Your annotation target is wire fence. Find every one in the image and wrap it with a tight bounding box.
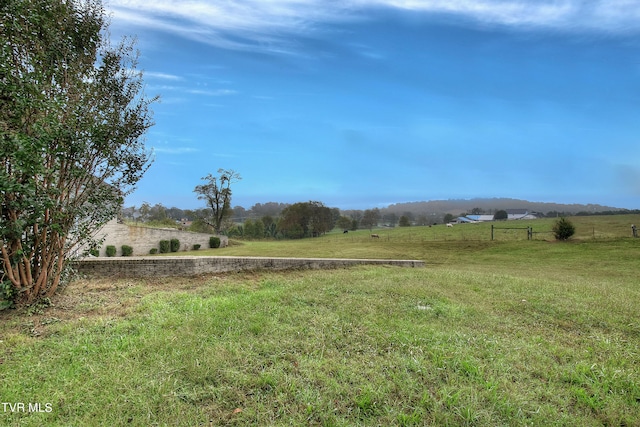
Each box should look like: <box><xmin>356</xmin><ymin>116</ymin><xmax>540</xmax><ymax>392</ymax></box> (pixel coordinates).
<box><xmin>309</xmin><ymin>220</ymin><xmax>640</xmax><ymax>243</ymax></box>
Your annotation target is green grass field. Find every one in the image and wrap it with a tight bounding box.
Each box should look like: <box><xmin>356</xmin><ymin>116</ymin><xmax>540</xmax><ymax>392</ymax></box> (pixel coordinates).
<box><xmin>1</xmin><ymin>215</ymin><xmax>639</xmax><ymax>426</ymax></box>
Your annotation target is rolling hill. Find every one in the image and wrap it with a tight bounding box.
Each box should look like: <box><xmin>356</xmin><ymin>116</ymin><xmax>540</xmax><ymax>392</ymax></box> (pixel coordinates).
<box><xmin>383</xmin><ymin>197</ymin><xmax>625</xmax><ymax>217</ymax></box>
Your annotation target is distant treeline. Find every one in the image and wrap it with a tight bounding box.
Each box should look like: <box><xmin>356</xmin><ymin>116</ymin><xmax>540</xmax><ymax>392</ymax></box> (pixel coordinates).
<box><xmin>573</xmin><ymin>209</ymin><xmax>640</xmax><ymax>216</ymax></box>
<box><xmin>121</xmin><ymin>201</ymin><xmax>639</xmax><ymax>238</ymax></box>
<box><xmin>542</xmin><ymin>209</ymin><xmax>640</xmax><ymax>217</ymax></box>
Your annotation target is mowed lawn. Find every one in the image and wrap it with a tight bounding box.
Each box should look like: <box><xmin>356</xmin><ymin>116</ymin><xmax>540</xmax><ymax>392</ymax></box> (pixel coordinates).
<box><xmin>1</xmin><ymin>215</ymin><xmax>639</xmax><ymax>426</ymax></box>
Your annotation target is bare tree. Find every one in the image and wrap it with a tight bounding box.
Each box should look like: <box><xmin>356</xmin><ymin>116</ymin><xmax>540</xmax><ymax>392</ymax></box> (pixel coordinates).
<box><xmin>194</xmin><ymin>169</ymin><xmax>241</xmax><ymax>234</ymax></box>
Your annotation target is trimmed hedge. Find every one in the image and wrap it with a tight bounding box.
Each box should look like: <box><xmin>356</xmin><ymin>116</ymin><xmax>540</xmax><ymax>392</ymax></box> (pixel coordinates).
<box><xmin>159</xmin><ymin>240</ymin><xmax>170</xmax><ymax>253</ymax></box>
<box><xmin>121</xmin><ymin>245</ymin><xmax>133</xmax><ymax>256</ymax></box>
<box><xmin>149</xmin><ymin>248</ymin><xmax>158</xmax><ymax>255</ymax></box>
<box><xmin>106</xmin><ymin>245</ymin><xmax>116</xmax><ymax>257</ymax></box>
<box><xmin>209</xmin><ymin>236</ymin><xmax>220</xmax><ymax>248</ymax></box>
<box><xmin>170</xmin><ymin>238</ymin><xmax>180</xmax><ymax>252</ymax></box>
<box><xmin>193</xmin><ymin>244</ymin><xmax>201</xmax><ymax>250</ymax></box>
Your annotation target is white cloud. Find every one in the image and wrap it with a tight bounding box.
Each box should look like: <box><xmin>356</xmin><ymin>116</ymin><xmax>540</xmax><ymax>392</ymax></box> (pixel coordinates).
<box><xmin>153</xmin><ymin>146</ymin><xmax>199</xmax><ymax>154</ymax></box>
<box><xmin>144</xmin><ymin>71</ymin><xmax>183</xmax><ymax>80</ymax></box>
<box><xmin>360</xmin><ymin>0</ymin><xmax>640</xmax><ymax>32</ymax></box>
<box><xmin>365</xmin><ymin>0</ymin><xmax>575</xmax><ymax>24</ymax></box>
<box><xmin>108</xmin><ymin>0</ymin><xmax>640</xmax><ymax>53</ymax></box>
<box><xmin>187</xmin><ymin>89</ymin><xmax>238</xmax><ymax>96</ymax></box>
<box><xmin>109</xmin><ymin>0</ymin><xmax>354</xmax><ymax>52</ymax></box>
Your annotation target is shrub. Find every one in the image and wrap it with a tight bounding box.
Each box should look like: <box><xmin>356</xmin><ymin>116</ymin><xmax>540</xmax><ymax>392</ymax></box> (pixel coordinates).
<box><xmin>0</xmin><ymin>280</ymin><xmax>15</xmax><ymax>310</ymax></box>
<box><xmin>106</xmin><ymin>245</ymin><xmax>116</xmax><ymax>257</ymax></box>
<box><xmin>121</xmin><ymin>245</ymin><xmax>133</xmax><ymax>256</ymax></box>
<box><xmin>494</xmin><ymin>210</ymin><xmax>508</xmax><ymax>221</ymax></box>
<box><xmin>159</xmin><ymin>240</ymin><xmax>170</xmax><ymax>253</ymax></box>
<box><xmin>209</xmin><ymin>236</ymin><xmax>221</xmax><ymax>248</ymax></box>
<box><xmin>170</xmin><ymin>238</ymin><xmax>180</xmax><ymax>252</ymax></box>
<box><xmin>226</xmin><ymin>226</ymin><xmax>242</xmax><ymax>238</ymax></box>
<box><xmin>553</xmin><ymin>217</ymin><xmax>575</xmax><ymax>241</ymax></box>
<box><xmin>89</xmin><ymin>248</ymin><xmax>100</xmax><ymax>257</ymax></box>
<box><xmin>149</xmin><ymin>248</ymin><xmax>158</xmax><ymax>254</ymax></box>
<box><xmin>193</xmin><ymin>244</ymin><xmax>201</xmax><ymax>250</ymax></box>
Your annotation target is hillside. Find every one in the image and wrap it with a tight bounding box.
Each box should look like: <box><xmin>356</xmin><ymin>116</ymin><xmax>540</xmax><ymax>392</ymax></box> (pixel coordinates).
<box><xmin>383</xmin><ymin>197</ymin><xmax>624</xmax><ymax>216</ymax></box>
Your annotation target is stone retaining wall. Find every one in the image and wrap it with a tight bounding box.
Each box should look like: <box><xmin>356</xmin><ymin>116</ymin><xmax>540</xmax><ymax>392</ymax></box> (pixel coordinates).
<box><xmin>93</xmin><ymin>219</ymin><xmax>228</xmax><ymax>256</ymax></box>
<box><xmin>75</xmin><ymin>256</ymin><xmax>425</xmax><ymax>277</ymax></box>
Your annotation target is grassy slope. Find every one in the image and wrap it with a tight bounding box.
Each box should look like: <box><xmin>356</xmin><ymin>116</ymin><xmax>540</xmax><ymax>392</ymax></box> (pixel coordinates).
<box><xmin>1</xmin><ymin>215</ymin><xmax>639</xmax><ymax>426</ymax></box>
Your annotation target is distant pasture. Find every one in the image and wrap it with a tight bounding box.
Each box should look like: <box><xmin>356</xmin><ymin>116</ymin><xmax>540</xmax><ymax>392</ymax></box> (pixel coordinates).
<box><xmin>316</xmin><ymin>214</ymin><xmax>640</xmax><ymax>243</ymax></box>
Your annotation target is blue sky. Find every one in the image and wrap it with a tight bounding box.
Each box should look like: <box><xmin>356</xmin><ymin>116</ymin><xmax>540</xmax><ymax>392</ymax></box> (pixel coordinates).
<box><xmin>107</xmin><ymin>0</ymin><xmax>640</xmax><ymax>210</ymax></box>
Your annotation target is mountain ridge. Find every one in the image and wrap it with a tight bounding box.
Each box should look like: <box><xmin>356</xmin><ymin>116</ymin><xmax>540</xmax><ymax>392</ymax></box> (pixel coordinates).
<box><xmin>382</xmin><ymin>198</ymin><xmax>626</xmax><ymax>216</ymax></box>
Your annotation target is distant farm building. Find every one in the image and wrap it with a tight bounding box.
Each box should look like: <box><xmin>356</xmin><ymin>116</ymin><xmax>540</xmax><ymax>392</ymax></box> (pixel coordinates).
<box><xmin>453</xmin><ymin>210</ymin><xmax>539</xmax><ymax>224</ymax></box>
<box><xmin>466</xmin><ymin>215</ymin><xmax>495</xmax><ymax>222</ymax></box>
<box><xmin>505</xmin><ymin>209</ymin><xmax>539</xmax><ymax>220</ymax></box>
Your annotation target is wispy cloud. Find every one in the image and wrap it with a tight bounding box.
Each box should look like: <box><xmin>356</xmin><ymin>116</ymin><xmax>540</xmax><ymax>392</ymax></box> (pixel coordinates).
<box><xmin>109</xmin><ymin>0</ymin><xmax>640</xmax><ymax>54</ymax></box>
<box><xmin>367</xmin><ymin>0</ymin><xmax>640</xmax><ymax>31</ymax></box>
<box><xmin>110</xmin><ymin>0</ymin><xmax>351</xmax><ymax>53</ymax></box>
<box><xmin>144</xmin><ymin>71</ymin><xmax>183</xmax><ymax>80</ymax></box>
<box><xmin>153</xmin><ymin>146</ymin><xmax>199</xmax><ymax>154</ymax></box>
<box><xmin>187</xmin><ymin>88</ymin><xmax>238</xmax><ymax>96</ymax></box>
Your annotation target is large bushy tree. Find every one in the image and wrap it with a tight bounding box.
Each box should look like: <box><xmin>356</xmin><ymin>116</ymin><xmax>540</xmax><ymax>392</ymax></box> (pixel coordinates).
<box><xmin>1</xmin><ymin>0</ymin><xmax>156</xmax><ymax>307</ymax></box>
<box><xmin>361</xmin><ymin>208</ymin><xmax>381</xmax><ymax>231</ymax></box>
<box><xmin>277</xmin><ymin>201</ymin><xmax>336</xmax><ymax>238</ymax></box>
<box><xmin>336</xmin><ymin>216</ymin><xmax>352</xmax><ymax>231</ymax></box>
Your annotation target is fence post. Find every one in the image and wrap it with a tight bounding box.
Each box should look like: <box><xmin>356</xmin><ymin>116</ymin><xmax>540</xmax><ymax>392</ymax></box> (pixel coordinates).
<box><xmin>491</xmin><ymin>224</ymin><xmax>494</xmax><ymax>241</ymax></box>
<box><xmin>528</xmin><ymin>227</ymin><xmax>532</xmax><ymax>240</ymax></box>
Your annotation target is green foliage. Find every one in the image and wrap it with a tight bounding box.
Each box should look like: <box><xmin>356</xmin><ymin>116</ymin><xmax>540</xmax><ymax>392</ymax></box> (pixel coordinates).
<box><xmin>277</xmin><ymin>201</ymin><xmax>336</xmax><ymax>238</ymax></box>
<box><xmin>159</xmin><ymin>240</ymin><xmax>170</xmax><ymax>253</ymax></box>
<box><xmin>0</xmin><ymin>0</ymin><xmax>155</xmax><ymax>306</ymax></box>
<box><xmin>121</xmin><ymin>245</ymin><xmax>133</xmax><ymax>256</ymax></box>
<box><xmin>209</xmin><ymin>236</ymin><xmax>221</xmax><ymax>249</ymax></box>
<box><xmin>170</xmin><ymin>238</ymin><xmax>180</xmax><ymax>252</ymax></box>
<box><xmin>192</xmin><ymin>244</ymin><xmax>201</xmax><ymax>251</ymax></box>
<box><xmin>399</xmin><ymin>215</ymin><xmax>411</xmax><ymax>227</ymax></box>
<box><xmin>145</xmin><ymin>218</ymin><xmax>179</xmax><ymax>228</ymax></box>
<box><xmin>336</xmin><ymin>215</ymin><xmax>352</xmax><ymax>231</ymax></box>
<box><xmin>285</xmin><ymin>223</ymin><xmax>305</xmax><ymax>239</ymax></box>
<box><xmin>89</xmin><ymin>248</ymin><xmax>100</xmax><ymax>257</ymax></box>
<box><xmin>262</xmin><ymin>217</ymin><xmax>278</xmax><ymax>238</ymax></box>
<box><xmin>361</xmin><ymin>208</ymin><xmax>381</xmax><ymax>230</ymax></box>
<box><xmin>243</xmin><ymin>219</ymin><xmax>265</xmax><ymax>239</ymax></box>
<box><xmin>261</xmin><ymin>215</ymin><xmax>275</xmax><ymax>229</ymax></box>
<box><xmin>253</xmin><ymin>219</ymin><xmax>265</xmax><ymax>238</ymax></box>
<box><xmin>0</xmin><ymin>280</ymin><xmax>15</xmax><ymax>310</ymax></box>
<box><xmin>188</xmin><ymin>219</ymin><xmax>214</xmax><ymax>234</ymax></box>
<box><xmin>226</xmin><ymin>225</ymin><xmax>243</xmax><ymax>238</ymax></box>
<box><xmin>243</xmin><ymin>219</ymin><xmax>255</xmax><ymax>238</ymax></box>
<box><xmin>553</xmin><ymin>217</ymin><xmax>576</xmax><ymax>240</ymax></box>
<box><xmin>24</xmin><ymin>296</ymin><xmax>52</xmax><ymax>316</ymax></box>
<box><xmin>149</xmin><ymin>248</ymin><xmax>158</xmax><ymax>255</ymax></box>
<box><xmin>106</xmin><ymin>246</ymin><xmax>116</xmax><ymax>257</ymax></box>
<box><xmin>147</xmin><ymin>203</ymin><xmax>167</xmax><ymax>222</ymax></box>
